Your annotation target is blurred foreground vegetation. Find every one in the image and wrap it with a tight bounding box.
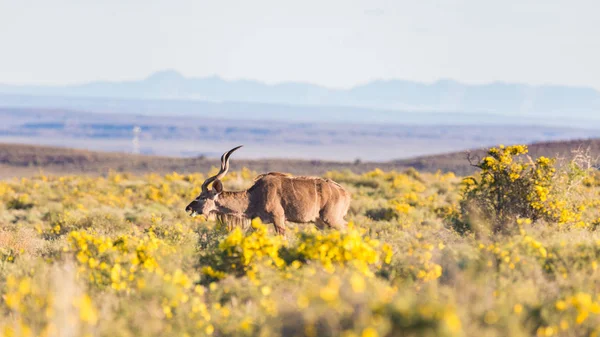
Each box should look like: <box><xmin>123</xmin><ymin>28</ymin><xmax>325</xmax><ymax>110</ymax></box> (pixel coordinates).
<box><xmin>1</xmin><ymin>145</ymin><xmax>600</xmax><ymax>336</ymax></box>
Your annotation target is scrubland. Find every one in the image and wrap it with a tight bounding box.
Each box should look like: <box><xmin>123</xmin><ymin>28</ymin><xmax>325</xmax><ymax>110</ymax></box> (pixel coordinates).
<box><xmin>1</xmin><ymin>145</ymin><xmax>600</xmax><ymax>336</ymax></box>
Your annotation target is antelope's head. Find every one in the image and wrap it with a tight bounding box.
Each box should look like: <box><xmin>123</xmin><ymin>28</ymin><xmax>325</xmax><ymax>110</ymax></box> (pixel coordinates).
<box><xmin>185</xmin><ymin>145</ymin><xmax>242</xmax><ymax>217</ymax></box>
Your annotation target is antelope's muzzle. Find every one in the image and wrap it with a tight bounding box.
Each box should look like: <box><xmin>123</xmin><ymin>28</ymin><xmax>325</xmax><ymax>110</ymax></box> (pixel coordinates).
<box><xmin>185</xmin><ymin>202</ymin><xmax>198</xmax><ymax>217</ymax></box>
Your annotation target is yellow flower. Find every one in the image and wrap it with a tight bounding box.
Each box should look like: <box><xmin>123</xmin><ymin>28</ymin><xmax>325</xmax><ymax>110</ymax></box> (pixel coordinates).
<box><xmin>443</xmin><ymin>309</ymin><xmax>462</xmax><ymax>332</ymax></box>
<box><xmin>261</xmin><ymin>286</ymin><xmax>272</xmax><ymax>296</ymax></box>
<box><xmin>205</xmin><ymin>324</ymin><xmax>214</xmax><ymax>335</ymax></box>
<box><xmin>514</xmin><ymin>304</ymin><xmax>523</xmax><ymax>314</ymax></box>
<box><xmin>297</xmin><ymin>295</ymin><xmax>310</xmax><ymax>309</ymax></box>
<box><xmin>361</xmin><ymin>327</ymin><xmax>378</xmax><ymax>337</ymax></box>
<box><xmin>18</xmin><ymin>279</ymin><xmax>31</xmax><ymax>295</ymax></box>
<box><xmin>74</xmin><ymin>295</ymin><xmax>99</xmax><ymax>325</ymax></box>
<box><xmin>350</xmin><ymin>273</ymin><xmax>366</xmax><ymax>294</ymax></box>
<box><xmin>88</xmin><ymin>258</ymin><xmax>99</xmax><ymax>268</ymax></box>
<box><xmin>319</xmin><ymin>276</ymin><xmax>340</xmax><ymax>302</ymax></box>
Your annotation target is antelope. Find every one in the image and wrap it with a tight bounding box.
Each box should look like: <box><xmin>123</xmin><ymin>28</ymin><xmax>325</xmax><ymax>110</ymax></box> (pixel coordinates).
<box><xmin>185</xmin><ymin>146</ymin><xmax>351</xmax><ymax>234</ymax></box>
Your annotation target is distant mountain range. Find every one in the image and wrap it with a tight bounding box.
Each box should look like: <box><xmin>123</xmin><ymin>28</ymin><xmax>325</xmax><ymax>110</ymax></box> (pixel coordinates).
<box><xmin>2</xmin><ymin>72</ymin><xmax>600</xmax><ymax>161</ymax></box>
<box><xmin>2</xmin><ymin>107</ymin><xmax>599</xmax><ymax>161</ymax></box>
<box><xmin>1</xmin><ymin>70</ymin><xmax>600</xmax><ymax>119</ymax></box>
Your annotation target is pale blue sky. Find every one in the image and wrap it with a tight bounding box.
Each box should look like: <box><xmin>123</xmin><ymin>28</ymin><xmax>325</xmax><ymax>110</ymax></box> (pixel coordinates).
<box><xmin>1</xmin><ymin>0</ymin><xmax>599</xmax><ymax>89</ymax></box>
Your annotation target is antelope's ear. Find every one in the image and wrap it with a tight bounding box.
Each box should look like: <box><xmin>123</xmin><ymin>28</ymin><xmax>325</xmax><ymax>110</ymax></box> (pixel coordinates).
<box><xmin>212</xmin><ymin>180</ymin><xmax>223</xmax><ymax>194</ymax></box>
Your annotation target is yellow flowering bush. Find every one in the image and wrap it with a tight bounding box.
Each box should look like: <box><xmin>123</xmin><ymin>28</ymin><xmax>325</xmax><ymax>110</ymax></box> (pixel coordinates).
<box><xmin>201</xmin><ymin>220</ymin><xmax>393</xmax><ymax>282</ymax></box>
<box><xmin>200</xmin><ymin>219</ymin><xmax>286</xmax><ymax>282</ymax></box>
<box><xmin>285</xmin><ymin>224</ymin><xmax>392</xmax><ymax>276</ymax></box>
<box><xmin>530</xmin><ymin>292</ymin><xmax>600</xmax><ymax>336</ymax></box>
<box><xmin>67</xmin><ymin>230</ymin><xmax>168</xmax><ymax>290</ymax></box>
<box><xmin>6</xmin><ymin>194</ymin><xmax>34</xmax><ymax>210</ymax></box>
<box><xmin>1</xmin><ymin>272</ymin><xmax>99</xmax><ymax>337</ymax></box>
<box><xmin>460</xmin><ymin>145</ymin><xmax>586</xmax><ymax>233</ymax></box>
<box><xmin>273</xmin><ymin>271</ymin><xmax>461</xmax><ymax>337</ymax></box>
<box><xmin>386</xmin><ymin>231</ymin><xmax>444</xmax><ymax>285</ymax></box>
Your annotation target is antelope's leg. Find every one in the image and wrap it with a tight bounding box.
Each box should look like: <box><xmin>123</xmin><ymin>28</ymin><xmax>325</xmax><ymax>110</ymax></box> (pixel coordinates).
<box><xmin>315</xmin><ymin>218</ymin><xmax>327</xmax><ymax>230</ymax></box>
<box><xmin>319</xmin><ymin>208</ymin><xmax>346</xmax><ymax>230</ymax></box>
<box><xmin>273</xmin><ymin>216</ymin><xmax>286</xmax><ymax>235</ymax></box>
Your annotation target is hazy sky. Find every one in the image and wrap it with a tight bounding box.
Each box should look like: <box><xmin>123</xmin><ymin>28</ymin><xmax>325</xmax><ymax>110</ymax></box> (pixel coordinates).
<box><xmin>1</xmin><ymin>0</ymin><xmax>599</xmax><ymax>89</ymax></box>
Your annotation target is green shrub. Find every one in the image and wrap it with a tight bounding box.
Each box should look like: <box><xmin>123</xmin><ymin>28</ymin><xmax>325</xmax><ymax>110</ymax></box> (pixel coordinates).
<box><xmin>6</xmin><ymin>194</ymin><xmax>34</xmax><ymax>210</ymax></box>
<box><xmin>365</xmin><ymin>207</ymin><xmax>398</xmax><ymax>221</ymax></box>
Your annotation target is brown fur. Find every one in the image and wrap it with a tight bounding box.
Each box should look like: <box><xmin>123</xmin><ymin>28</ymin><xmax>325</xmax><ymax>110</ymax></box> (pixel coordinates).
<box><xmin>186</xmin><ymin>172</ymin><xmax>351</xmax><ymax>234</ymax></box>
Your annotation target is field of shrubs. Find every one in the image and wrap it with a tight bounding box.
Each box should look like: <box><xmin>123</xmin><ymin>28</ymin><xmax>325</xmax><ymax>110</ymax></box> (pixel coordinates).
<box><xmin>2</xmin><ymin>145</ymin><xmax>600</xmax><ymax>336</ymax></box>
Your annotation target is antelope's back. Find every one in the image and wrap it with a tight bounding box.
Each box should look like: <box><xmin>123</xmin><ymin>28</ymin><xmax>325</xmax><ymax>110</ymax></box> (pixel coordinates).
<box><xmin>253</xmin><ymin>172</ymin><xmax>350</xmax><ymax>221</ymax></box>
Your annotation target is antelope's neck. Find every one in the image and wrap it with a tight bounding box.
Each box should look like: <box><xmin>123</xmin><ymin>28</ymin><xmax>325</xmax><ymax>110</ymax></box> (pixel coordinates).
<box><xmin>216</xmin><ymin>191</ymin><xmax>250</xmax><ymax>216</ymax></box>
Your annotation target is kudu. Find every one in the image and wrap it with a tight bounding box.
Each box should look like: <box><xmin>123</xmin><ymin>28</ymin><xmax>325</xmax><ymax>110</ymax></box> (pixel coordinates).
<box><xmin>185</xmin><ymin>146</ymin><xmax>351</xmax><ymax>234</ymax></box>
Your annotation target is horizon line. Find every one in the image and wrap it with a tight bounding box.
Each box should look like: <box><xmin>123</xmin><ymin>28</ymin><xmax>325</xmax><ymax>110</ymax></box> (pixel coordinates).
<box><xmin>1</xmin><ymin>69</ymin><xmax>599</xmax><ymax>92</ymax></box>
